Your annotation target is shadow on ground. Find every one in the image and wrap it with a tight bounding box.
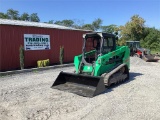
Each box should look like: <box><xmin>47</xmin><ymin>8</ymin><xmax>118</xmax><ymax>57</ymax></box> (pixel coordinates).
<box><xmin>104</xmin><ymin>72</ymin><xmax>143</xmax><ymax>93</ymax></box>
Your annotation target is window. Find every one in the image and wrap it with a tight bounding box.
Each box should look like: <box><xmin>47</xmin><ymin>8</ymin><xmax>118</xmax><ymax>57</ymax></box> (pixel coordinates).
<box><xmin>103</xmin><ymin>37</ymin><xmax>113</xmax><ymax>47</ymax></box>
<box><xmin>103</xmin><ymin>39</ymin><xmax>108</xmax><ymax>46</ymax></box>
<box><xmin>108</xmin><ymin>37</ymin><xmax>113</xmax><ymax>47</ymax></box>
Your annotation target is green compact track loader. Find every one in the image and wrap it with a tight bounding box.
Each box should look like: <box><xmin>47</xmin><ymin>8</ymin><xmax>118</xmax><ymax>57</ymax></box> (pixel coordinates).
<box><xmin>51</xmin><ymin>32</ymin><xmax>130</xmax><ymax>97</ymax></box>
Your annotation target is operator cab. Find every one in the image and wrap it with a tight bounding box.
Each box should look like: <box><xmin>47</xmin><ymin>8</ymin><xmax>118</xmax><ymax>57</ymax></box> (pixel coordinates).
<box><xmin>126</xmin><ymin>41</ymin><xmax>140</xmax><ymax>49</ymax></box>
<box><xmin>82</xmin><ymin>32</ymin><xmax>116</xmax><ymax>65</ymax></box>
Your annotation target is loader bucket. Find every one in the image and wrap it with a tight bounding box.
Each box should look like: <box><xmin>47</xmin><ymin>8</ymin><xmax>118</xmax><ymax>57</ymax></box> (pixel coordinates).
<box><xmin>51</xmin><ymin>72</ymin><xmax>105</xmax><ymax>97</ymax></box>
<box><xmin>143</xmin><ymin>54</ymin><xmax>159</xmax><ymax>62</ymax></box>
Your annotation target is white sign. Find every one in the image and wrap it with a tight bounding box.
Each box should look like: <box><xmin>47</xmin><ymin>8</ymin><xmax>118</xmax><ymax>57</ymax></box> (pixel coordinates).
<box><xmin>24</xmin><ymin>34</ymin><xmax>50</xmax><ymax>50</ymax></box>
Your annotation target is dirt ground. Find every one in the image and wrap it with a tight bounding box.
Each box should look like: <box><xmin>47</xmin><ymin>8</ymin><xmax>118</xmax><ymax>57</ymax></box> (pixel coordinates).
<box><xmin>0</xmin><ymin>57</ymin><xmax>160</xmax><ymax>120</ymax></box>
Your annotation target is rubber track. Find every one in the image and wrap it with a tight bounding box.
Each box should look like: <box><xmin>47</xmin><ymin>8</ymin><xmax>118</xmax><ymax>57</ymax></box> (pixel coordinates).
<box><xmin>101</xmin><ymin>63</ymin><xmax>128</xmax><ymax>86</ymax></box>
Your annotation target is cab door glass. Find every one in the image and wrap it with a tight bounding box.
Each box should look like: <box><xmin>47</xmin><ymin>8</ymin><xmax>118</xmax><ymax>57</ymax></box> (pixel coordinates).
<box><xmin>108</xmin><ymin>37</ymin><xmax>113</xmax><ymax>47</ymax></box>
<box><xmin>103</xmin><ymin>39</ymin><xmax>108</xmax><ymax>46</ymax></box>
<box><xmin>103</xmin><ymin>37</ymin><xmax>114</xmax><ymax>53</ymax></box>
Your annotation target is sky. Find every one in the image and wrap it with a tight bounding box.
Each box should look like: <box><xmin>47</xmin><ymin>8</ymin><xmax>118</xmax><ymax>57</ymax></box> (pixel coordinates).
<box><xmin>0</xmin><ymin>0</ymin><xmax>160</xmax><ymax>29</ymax></box>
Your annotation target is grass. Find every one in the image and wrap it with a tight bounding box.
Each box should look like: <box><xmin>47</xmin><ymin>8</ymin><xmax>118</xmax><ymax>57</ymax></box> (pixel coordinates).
<box><xmin>151</xmin><ymin>50</ymin><xmax>160</xmax><ymax>54</ymax></box>
<box><xmin>32</xmin><ymin>69</ymin><xmax>38</xmax><ymax>73</ymax></box>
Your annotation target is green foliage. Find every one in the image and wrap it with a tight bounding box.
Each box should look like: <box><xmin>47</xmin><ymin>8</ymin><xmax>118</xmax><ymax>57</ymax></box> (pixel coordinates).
<box><xmin>59</xmin><ymin>46</ymin><xmax>64</xmax><ymax>65</ymax></box>
<box><xmin>0</xmin><ymin>9</ymin><xmax>40</xmax><ymax>22</ymax></box>
<box><xmin>32</xmin><ymin>69</ymin><xmax>38</xmax><ymax>73</ymax></box>
<box><xmin>72</xmin><ymin>19</ymin><xmax>84</xmax><ymax>29</ymax></box>
<box><xmin>81</xmin><ymin>18</ymin><xmax>103</xmax><ymax>31</ymax></box>
<box><xmin>0</xmin><ymin>12</ymin><xmax>8</xmax><ymax>19</ymax></box>
<box><xmin>92</xmin><ymin>18</ymin><xmax>103</xmax><ymax>31</ymax></box>
<box><xmin>118</xmin><ymin>37</ymin><xmax>127</xmax><ymax>46</ymax></box>
<box><xmin>30</xmin><ymin>13</ymin><xmax>40</xmax><ymax>22</ymax></box>
<box><xmin>7</xmin><ymin>9</ymin><xmax>19</xmax><ymax>20</ymax></box>
<box><xmin>62</xmin><ymin>20</ymin><xmax>74</xmax><ymax>27</ymax></box>
<box><xmin>120</xmin><ymin>15</ymin><xmax>145</xmax><ymax>39</ymax></box>
<box><xmin>19</xmin><ymin>45</ymin><xmax>24</xmax><ymax>70</ymax></box>
<box><xmin>54</xmin><ymin>20</ymin><xmax>63</xmax><ymax>25</ymax></box>
<box><xmin>48</xmin><ymin>20</ymin><xmax>54</xmax><ymax>24</ymax></box>
<box><xmin>81</xmin><ymin>24</ymin><xmax>94</xmax><ymax>30</ymax></box>
<box><xmin>20</xmin><ymin>12</ymin><xmax>29</xmax><ymax>21</ymax></box>
<box><xmin>54</xmin><ymin>20</ymin><xmax>74</xmax><ymax>27</ymax></box>
<box><xmin>101</xmin><ymin>24</ymin><xmax>118</xmax><ymax>33</ymax></box>
<box><xmin>150</xmin><ymin>50</ymin><xmax>160</xmax><ymax>54</ymax></box>
<box><xmin>119</xmin><ymin>15</ymin><xmax>145</xmax><ymax>45</ymax></box>
<box><xmin>141</xmin><ymin>27</ymin><xmax>160</xmax><ymax>51</ymax></box>
<box><xmin>53</xmin><ymin>18</ymin><xmax>102</xmax><ymax>31</ymax></box>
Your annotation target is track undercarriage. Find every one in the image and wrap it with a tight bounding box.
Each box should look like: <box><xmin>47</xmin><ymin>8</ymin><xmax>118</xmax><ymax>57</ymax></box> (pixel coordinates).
<box><xmin>102</xmin><ymin>64</ymin><xmax>129</xmax><ymax>86</ymax></box>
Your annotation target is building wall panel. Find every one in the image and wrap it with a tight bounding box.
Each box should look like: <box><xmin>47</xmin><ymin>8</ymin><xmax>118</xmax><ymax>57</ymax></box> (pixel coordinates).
<box><xmin>0</xmin><ymin>25</ymin><xmax>88</xmax><ymax>71</ymax></box>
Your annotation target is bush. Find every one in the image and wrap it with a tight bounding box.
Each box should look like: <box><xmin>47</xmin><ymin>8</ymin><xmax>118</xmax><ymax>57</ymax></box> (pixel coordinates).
<box><xmin>59</xmin><ymin>46</ymin><xmax>64</xmax><ymax>64</ymax></box>
<box><xmin>19</xmin><ymin>45</ymin><xmax>24</xmax><ymax>70</ymax></box>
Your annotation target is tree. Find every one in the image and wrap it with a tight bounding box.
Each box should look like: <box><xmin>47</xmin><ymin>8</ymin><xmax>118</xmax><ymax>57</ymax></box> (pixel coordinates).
<box><xmin>54</xmin><ymin>18</ymin><xmax>102</xmax><ymax>30</ymax></box>
<box><xmin>101</xmin><ymin>24</ymin><xmax>118</xmax><ymax>33</ymax></box>
<box><xmin>0</xmin><ymin>9</ymin><xmax>41</xmax><ymax>22</ymax></box>
<box><xmin>72</xmin><ymin>24</ymin><xmax>82</xmax><ymax>29</ymax></box>
<box><xmin>54</xmin><ymin>19</ymin><xmax>74</xmax><ymax>27</ymax></box>
<box><xmin>141</xmin><ymin>27</ymin><xmax>160</xmax><ymax>51</ymax></box>
<box><xmin>62</xmin><ymin>20</ymin><xmax>74</xmax><ymax>27</ymax></box>
<box><xmin>20</xmin><ymin>12</ymin><xmax>29</xmax><ymax>21</ymax></box>
<box><xmin>81</xmin><ymin>24</ymin><xmax>94</xmax><ymax>30</ymax></box>
<box><xmin>119</xmin><ymin>15</ymin><xmax>145</xmax><ymax>45</ymax></box>
<box><xmin>0</xmin><ymin>12</ymin><xmax>8</xmax><ymax>19</ymax></box>
<box><xmin>7</xmin><ymin>9</ymin><xmax>19</xmax><ymax>20</ymax></box>
<box><xmin>48</xmin><ymin>20</ymin><xmax>54</xmax><ymax>24</ymax></box>
<box><xmin>72</xmin><ymin>19</ymin><xmax>84</xmax><ymax>29</ymax></box>
<box><xmin>54</xmin><ymin>20</ymin><xmax>63</xmax><ymax>25</ymax></box>
<box><xmin>81</xmin><ymin>18</ymin><xmax>102</xmax><ymax>31</ymax></box>
<box><xmin>92</xmin><ymin>18</ymin><xmax>103</xmax><ymax>31</ymax></box>
<box><xmin>30</xmin><ymin>13</ymin><xmax>40</xmax><ymax>22</ymax></box>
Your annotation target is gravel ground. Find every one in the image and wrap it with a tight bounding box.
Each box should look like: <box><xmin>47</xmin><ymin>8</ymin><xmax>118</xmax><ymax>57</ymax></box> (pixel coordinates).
<box><xmin>0</xmin><ymin>57</ymin><xmax>160</xmax><ymax>120</ymax></box>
